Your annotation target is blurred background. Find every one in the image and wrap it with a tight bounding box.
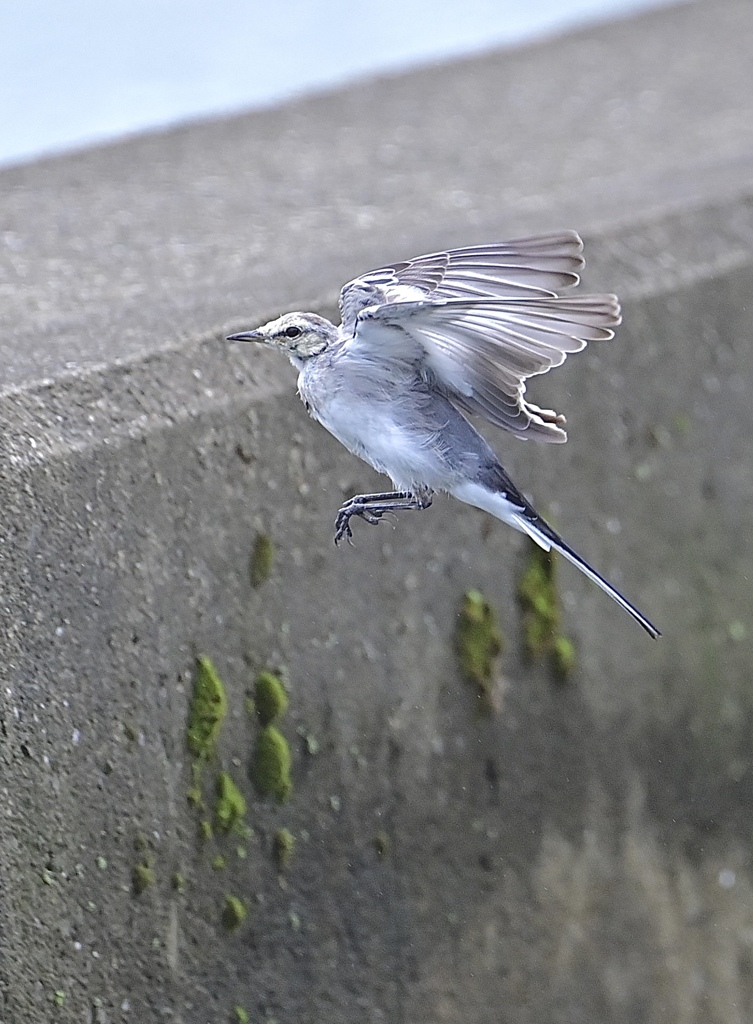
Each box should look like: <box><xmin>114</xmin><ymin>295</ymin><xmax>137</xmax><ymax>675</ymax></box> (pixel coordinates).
<box><xmin>1</xmin><ymin>0</ymin><xmax>676</xmax><ymax>168</ymax></box>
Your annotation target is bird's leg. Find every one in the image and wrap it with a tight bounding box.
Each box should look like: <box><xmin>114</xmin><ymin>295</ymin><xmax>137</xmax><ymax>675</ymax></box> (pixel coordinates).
<box><xmin>334</xmin><ymin>491</ymin><xmax>433</xmax><ymax>545</ymax></box>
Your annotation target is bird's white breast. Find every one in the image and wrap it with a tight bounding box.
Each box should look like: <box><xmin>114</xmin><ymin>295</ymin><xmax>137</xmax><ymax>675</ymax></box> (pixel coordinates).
<box><xmin>297</xmin><ymin>361</ymin><xmax>449</xmax><ymax>492</ymax></box>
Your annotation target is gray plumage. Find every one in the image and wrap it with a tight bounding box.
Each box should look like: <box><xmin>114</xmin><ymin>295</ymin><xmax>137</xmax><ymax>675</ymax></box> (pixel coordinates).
<box><xmin>228</xmin><ymin>231</ymin><xmax>659</xmax><ymax>638</ymax></box>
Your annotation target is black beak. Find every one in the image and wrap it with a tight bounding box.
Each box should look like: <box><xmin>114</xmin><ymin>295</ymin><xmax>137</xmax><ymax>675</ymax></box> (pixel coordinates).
<box><xmin>227</xmin><ymin>330</ymin><xmax>264</xmax><ymax>342</ymax></box>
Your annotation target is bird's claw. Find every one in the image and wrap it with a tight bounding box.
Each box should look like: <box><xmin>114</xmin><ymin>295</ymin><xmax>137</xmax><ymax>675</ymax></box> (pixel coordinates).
<box><xmin>333</xmin><ymin>514</ymin><xmax>353</xmax><ymax>546</ymax></box>
<box><xmin>333</xmin><ymin>490</ymin><xmax>426</xmax><ymax>546</ymax></box>
<box><xmin>333</xmin><ymin>500</ymin><xmax>387</xmax><ymax>545</ymax></box>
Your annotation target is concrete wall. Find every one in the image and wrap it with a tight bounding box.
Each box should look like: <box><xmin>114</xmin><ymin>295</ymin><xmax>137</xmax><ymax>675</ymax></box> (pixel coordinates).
<box><xmin>1</xmin><ymin>1</ymin><xmax>753</xmax><ymax>1021</ymax></box>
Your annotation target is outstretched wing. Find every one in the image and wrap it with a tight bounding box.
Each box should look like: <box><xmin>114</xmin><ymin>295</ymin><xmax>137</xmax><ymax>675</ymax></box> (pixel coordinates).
<box><xmin>339</xmin><ymin>232</ymin><xmax>585</xmax><ymax>331</ymax></box>
<box><xmin>338</xmin><ymin>233</ymin><xmax>620</xmax><ymax>442</ymax></box>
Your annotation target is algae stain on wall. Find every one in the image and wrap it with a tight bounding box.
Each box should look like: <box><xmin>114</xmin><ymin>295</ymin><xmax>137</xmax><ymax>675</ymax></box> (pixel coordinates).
<box><xmin>454</xmin><ymin>588</ymin><xmax>504</xmax><ymax>715</ymax></box>
<box><xmin>186</xmin><ymin>655</ymin><xmax>228</xmax><ymax>759</ymax></box>
<box><xmin>518</xmin><ymin>541</ymin><xmax>576</xmax><ymax>679</ymax></box>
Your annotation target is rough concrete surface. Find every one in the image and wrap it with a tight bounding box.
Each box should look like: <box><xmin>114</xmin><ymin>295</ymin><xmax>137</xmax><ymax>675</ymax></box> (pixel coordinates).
<box><xmin>1</xmin><ymin>0</ymin><xmax>753</xmax><ymax>1021</ymax></box>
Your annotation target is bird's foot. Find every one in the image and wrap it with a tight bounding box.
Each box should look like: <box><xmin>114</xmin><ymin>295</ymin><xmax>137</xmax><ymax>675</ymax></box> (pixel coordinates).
<box><xmin>334</xmin><ymin>500</ymin><xmax>384</xmax><ymax>545</ymax></box>
<box><xmin>333</xmin><ymin>491</ymin><xmax>432</xmax><ymax>546</ymax></box>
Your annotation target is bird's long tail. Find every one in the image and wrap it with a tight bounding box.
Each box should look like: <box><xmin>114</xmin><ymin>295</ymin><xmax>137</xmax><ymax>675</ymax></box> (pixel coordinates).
<box><xmin>452</xmin><ymin>479</ymin><xmax>660</xmax><ymax>638</ymax></box>
<box><xmin>509</xmin><ymin>510</ymin><xmax>660</xmax><ymax>638</ymax></box>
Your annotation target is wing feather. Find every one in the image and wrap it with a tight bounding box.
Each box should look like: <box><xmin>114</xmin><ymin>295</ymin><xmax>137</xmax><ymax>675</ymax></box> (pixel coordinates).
<box><xmin>339</xmin><ymin>231</ymin><xmax>587</xmax><ymax>330</ymax></box>
<box><xmin>338</xmin><ymin>234</ymin><xmax>620</xmax><ymax>442</ymax></box>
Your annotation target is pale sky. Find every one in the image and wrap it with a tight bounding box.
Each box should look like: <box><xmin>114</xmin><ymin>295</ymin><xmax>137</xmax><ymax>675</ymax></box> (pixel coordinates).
<box><xmin>0</xmin><ymin>0</ymin><xmax>678</xmax><ymax>167</ymax></box>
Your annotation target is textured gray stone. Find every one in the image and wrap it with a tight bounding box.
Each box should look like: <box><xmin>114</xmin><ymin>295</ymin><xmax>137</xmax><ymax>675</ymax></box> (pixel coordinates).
<box><xmin>1</xmin><ymin>1</ymin><xmax>753</xmax><ymax>1021</ymax></box>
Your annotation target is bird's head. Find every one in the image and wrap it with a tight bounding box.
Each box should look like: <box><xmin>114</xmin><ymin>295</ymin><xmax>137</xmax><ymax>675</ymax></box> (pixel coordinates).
<box><xmin>227</xmin><ymin>312</ymin><xmax>336</xmax><ymax>362</ymax></box>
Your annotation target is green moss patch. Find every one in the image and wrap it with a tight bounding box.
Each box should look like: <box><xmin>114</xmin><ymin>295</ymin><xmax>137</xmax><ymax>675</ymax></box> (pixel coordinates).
<box><xmin>187</xmin><ymin>760</ymin><xmax>205</xmax><ymax>808</ymax></box>
<box><xmin>215</xmin><ymin>771</ymin><xmax>247</xmax><ymax>833</ymax></box>
<box><xmin>222</xmin><ymin>894</ymin><xmax>248</xmax><ymax>931</ymax></box>
<box><xmin>455</xmin><ymin>589</ymin><xmax>504</xmax><ymax>713</ymax></box>
<box><xmin>375</xmin><ymin>831</ymin><xmax>390</xmax><ymax>859</ymax></box>
<box><xmin>254</xmin><ymin>670</ymin><xmax>289</xmax><ymax>726</ymax></box>
<box><xmin>187</xmin><ymin>656</ymin><xmax>228</xmax><ymax>759</ymax></box>
<box><xmin>252</xmin><ymin>725</ymin><xmax>292</xmax><ymax>802</ymax></box>
<box><xmin>273</xmin><ymin>828</ymin><xmax>295</xmax><ymax>871</ymax></box>
<box><xmin>517</xmin><ymin>542</ymin><xmax>576</xmax><ymax>679</ymax></box>
<box><xmin>132</xmin><ymin>860</ymin><xmax>155</xmax><ymax>895</ymax></box>
<box><xmin>250</xmin><ymin>531</ymin><xmax>274</xmax><ymax>587</ymax></box>
<box><xmin>552</xmin><ymin>634</ymin><xmax>576</xmax><ymax>676</ymax></box>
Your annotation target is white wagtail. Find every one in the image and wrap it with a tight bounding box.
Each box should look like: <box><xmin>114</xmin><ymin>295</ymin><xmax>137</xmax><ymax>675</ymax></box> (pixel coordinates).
<box><xmin>228</xmin><ymin>232</ymin><xmax>659</xmax><ymax>638</ymax></box>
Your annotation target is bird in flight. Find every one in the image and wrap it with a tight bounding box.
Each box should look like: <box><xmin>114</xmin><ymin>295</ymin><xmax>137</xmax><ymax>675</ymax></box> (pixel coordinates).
<box><xmin>228</xmin><ymin>232</ymin><xmax>659</xmax><ymax>638</ymax></box>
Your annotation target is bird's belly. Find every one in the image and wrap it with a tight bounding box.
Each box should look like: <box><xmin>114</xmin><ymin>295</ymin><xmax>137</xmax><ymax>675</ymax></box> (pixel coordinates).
<box><xmin>313</xmin><ymin>395</ymin><xmax>447</xmax><ymax>492</ymax></box>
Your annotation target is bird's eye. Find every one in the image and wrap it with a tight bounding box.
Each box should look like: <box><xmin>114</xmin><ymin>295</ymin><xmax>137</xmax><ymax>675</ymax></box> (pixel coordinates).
<box><xmin>284</xmin><ymin>325</ymin><xmax>302</xmax><ymax>339</ymax></box>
